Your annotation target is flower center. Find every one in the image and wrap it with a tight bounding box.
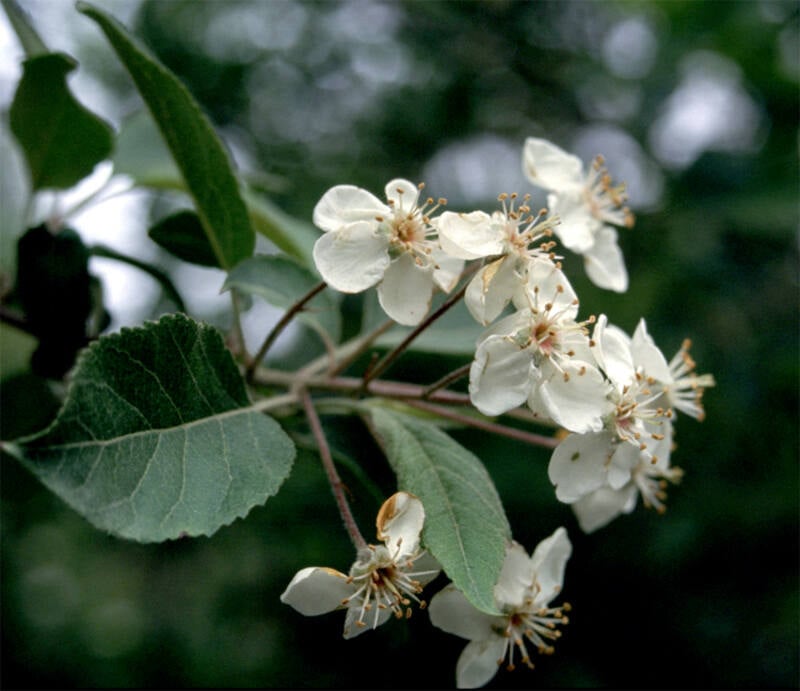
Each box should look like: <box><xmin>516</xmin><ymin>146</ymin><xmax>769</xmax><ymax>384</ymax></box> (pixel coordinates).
<box><xmin>343</xmin><ymin>544</ymin><xmax>430</xmax><ymax>632</ymax></box>
<box><xmin>496</xmin><ymin>192</ymin><xmax>559</xmax><ymax>262</ymax></box>
<box><xmin>380</xmin><ymin>182</ymin><xmax>446</xmax><ymax>267</ymax></box>
<box><xmin>493</xmin><ymin>588</ymin><xmax>571</xmax><ymax>673</ymax></box>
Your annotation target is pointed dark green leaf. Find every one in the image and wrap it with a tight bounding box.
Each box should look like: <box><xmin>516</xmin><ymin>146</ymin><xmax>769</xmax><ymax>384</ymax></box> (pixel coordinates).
<box><xmin>148</xmin><ymin>210</ymin><xmax>221</xmax><ymax>268</ymax></box>
<box><xmin>9</xmin><ymin>52</ymin><xmax>113</xmax><ymax>191</ymax></box>
<box><xmin>223</xmin><ymin>254</ymin><xmax>340</xmax><ymax>343</ymax></box>
<box><xmin>366</xmin><ymin>406</ymin><xmax>510</xmax><ymax>614</ymax></box>
<box><xmin>78</xmin><ymin>2</ymin><xmax>254</xmax><ymax>269</ymax></box>
<box><xmin>2</xmin><ymin>313</ymin><xmax>295</xmax><ymax>542</ymax></box>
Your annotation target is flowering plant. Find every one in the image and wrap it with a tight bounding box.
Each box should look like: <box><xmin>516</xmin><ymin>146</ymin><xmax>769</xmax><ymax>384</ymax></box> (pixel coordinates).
<box><xmin>0</xmin><ymin>3</ymin><xmax>718</xmax><ymax>689</ymax></box>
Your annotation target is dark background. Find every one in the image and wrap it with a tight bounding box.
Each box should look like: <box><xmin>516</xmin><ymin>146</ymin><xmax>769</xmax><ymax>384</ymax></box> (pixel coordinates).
<box><xmin>1</xmin><ymin>0</ymin><xmax>798</xmax><ymax>688</ymax></box>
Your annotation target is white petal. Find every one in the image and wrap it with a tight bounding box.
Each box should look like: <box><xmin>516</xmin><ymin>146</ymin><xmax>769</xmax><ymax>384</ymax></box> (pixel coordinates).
<box><xmin>469</xmin><ymin>334</ymin><xmax>532</xmax><ymax>416</ymax></box>
<box><xmin>631</xmin><ymin>319</ymin><xmax>671</xmax><ymax>381</ymax></box>
<box><xmin>455</xmin><ymin>638</ymin><xmax>508</xmax><ymax>689</ymax></box>
<box><xmin>593</xmin><ymin>314</ymin><xmax>635</xmax><ymax>387</ymax></box>
<box><xmin>377</xmin><ymin>253</ymin><xmax>434</xmax><ymax>325</ymax></box>
<box><xmin>530</xmin><ymin>526</ymin><xmax>572</xmax><ymax>604</ymax></box>
<box><xmin>607</xmin><ymin>442</ymin><xmax>640</xmax><ymax>489</ymax></box>
<box><xmin>465</xmin><ymin>257</ymin><xmax>521</xmax><ymax>325</ymax></box>
<box><xmin>384</xmin><ymin>178</ymin><xmax>420</xmax><ymax>212</ymax></box>
<box><xmin>572</xmin><ymin>484</ymin><xmax>639</xmax><ymax>533</ymax></box>
<box><xmin>494</xmin><ymin>541</ymin><xmax>534</xmax><ymax>609</ymax></box>
<box><xmin>343</xmin><ymin>600</ymin><xmax>393</xmax><ymax>639</ymax></box>
<box><xmin>548</xmin><ymin>431</ymin><xmax>616</xmax><ymax>503</ymax></box>
<box><xmin>435</xmin><ymin>210</ymin><xmax>502</xmax><ymax>259</ymax></box>
<box><xmin>280</xmin><ymin>566</ymin><xmax>353</xmax><ymax>616</ymax></box>
<box><xmin>431</xmin><ymin>244</ymin><xmax>466</xmax><ymax>293</ymax></box>
<box><xmin>517</xmin><ymin>257</ymin><xmax>579</xmax><ymax>320</ymax></box>
<box><xmin>534</xmin><ymin>360</ymin><xmax>612</xmax><ymax>434</ymax></box>
<box><xmin>313</xmin><ymin>184</ymin><xmax>388</xmax><ymax>232</ymax></box>
<box><xmin>429</xmin><ymin>584</ymin><xmax>501</xmax><ymax>641</ymax></box>
<box><xmin>583</xmin><ymin>226</ymin><xmax>629</xmax><ymax>292</ymax></box>
<box><xmin>376</xmin><ymin>491</ymin><xmax>425</xmax><ymax>559</ymax></box>
<box><xmin>522</xmin><ymin>137</ymin><xmax>585</xmax><ymax>192</ymax></box>
<box><xmin>312</xmin><ymin>221</ymin><xmax>390</xmax><ymax>292</ymax></box>
<box><xmin>549</xmin><ymin>190</ymin><xmax>598</xmax><ymax>253</ymax></box>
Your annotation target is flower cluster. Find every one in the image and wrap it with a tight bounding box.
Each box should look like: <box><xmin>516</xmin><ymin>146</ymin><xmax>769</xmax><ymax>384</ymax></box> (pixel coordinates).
<box><xmin>282</xmin><ymin>136</ymin><xmax>714</xmax><ymax>687</ymax></box>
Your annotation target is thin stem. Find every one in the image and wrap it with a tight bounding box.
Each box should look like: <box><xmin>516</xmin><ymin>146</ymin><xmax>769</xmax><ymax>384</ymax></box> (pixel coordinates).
<box><xmin>403</xmin><ymin>399</ymin><xmax>559</xmax><ymax>449</ymax></box>
<box><xmin>254</xmin><ymin>367</ymin><xmax>474</xmax><ymax>406</ymax></box>
<box><xmin>229</xmin><ymin>289</ymin><xmax>248</xmax><ymax>361</ymax></box>
<box><xmin>361</xmin><ymin>281</ymin><xmax>469</xmax><ymax>389</ymax></box>
<box><xmin>421</xmin><ymin>363</ymin><xmax>471</xmax><ymax>399</ymax></box>
<box><xmin>246</xmin><ymin>280</ymin><xmax>327</xmax><ymax>381</ymax></box>
<box><xmin>300</xmin><ymin>388</ymin><xmax>367</xmax><ymax>550</ymax></box>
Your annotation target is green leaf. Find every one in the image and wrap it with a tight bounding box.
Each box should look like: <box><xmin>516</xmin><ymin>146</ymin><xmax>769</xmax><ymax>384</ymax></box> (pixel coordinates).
<box><xmin>78</xmin><ymin>2</ymin><xmax>254</xmax><ymax>270</ymax></box>
<box><xmin>366</xmin><ymin>405</ymin><xmax>510</xmax><ymax>614</ymax></box>
<box><xmin>9</xmin><ymin>52</ymin><xmax>113</xmax><ymax>191</ymax></box>
<box><xmin>112</xmin><ymin>109</ymin><xmax>318</xmax><ymax>267</ymax></box>
<box><xmin>2</xmin><ymin>313</ymin><xmax>295</xmax><ymax>542</ymax></box>
<box><xmin>148</xmin><ymin>210</ymin><xmax>220</xmax><ymax>268</ymax></box>
<box><xmin>1</xmin><ymin>0</ymin><xmax>48</xmax><ymax>58</ymax></box>
<box><xmin>223</xmin><ymin>254</ymin><xmax>341</xmax><ymax>344</ymax></box>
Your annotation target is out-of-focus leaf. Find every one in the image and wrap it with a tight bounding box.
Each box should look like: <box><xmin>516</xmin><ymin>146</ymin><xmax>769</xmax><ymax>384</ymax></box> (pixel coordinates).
<box><xmin>1</xmin><ymin>0</ymin><xmax>47</xmax><ymax>58</ymax></box>
<box><xmin>0</xmin><ymin>124</ymin><xmax>30</xmax><ymax>277</ymax></box>
<box><xmin>15</xmin><ymin>224</ymin><xmax>94</xmax><ymax>378</ymax></box>
<box><xmin>147</xmin><ymin>209</ymin><xmax>220</xmax><ymax>268</ymax></box>
<box><xmin>9</xmin><ymin>52</ymin><xmax>113</xmax><ymax>191</ymax></box>
<box><xmin>366</xmin><ymin>405</ymin><xmax>510</xmax><ymax>614</ymax></box>
<box><xmin>2</xmin><ymin>313</ymin><xmax>296</xmax><ymax>542</ymax></box>
<box><xmin>223</xmin><ymin>254</ymin><xmax>340</xmax><ymax>343</ymax></box>
<box><xmin>78</xmin><ymin>2</ymin><xmax>254</xmax><ymax>270</ymax></box>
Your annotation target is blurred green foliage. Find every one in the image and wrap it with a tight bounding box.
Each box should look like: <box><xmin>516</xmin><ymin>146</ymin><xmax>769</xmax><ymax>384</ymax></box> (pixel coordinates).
<box><xmin>1</xmin><ymin>0</ymin><xmax>798</xmax><ymax>688</ymax></box>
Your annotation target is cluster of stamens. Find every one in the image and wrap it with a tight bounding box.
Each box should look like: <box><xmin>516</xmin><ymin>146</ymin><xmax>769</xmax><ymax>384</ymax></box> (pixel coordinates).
<box><xmin>341</xmin><ymin>542</ymin><xmax>434</xmax><ymax>634</ymax></box>
<box><xmin>665</xmin><ymin>338</ymin><xmax>715</xmax><ymax>421</ymax></box>
<box><xmin>497</xmin><ymin>192</ymin><xmax>561</xmax><ymax>261</ymax></box>
<box><xmin>377</xmin><ymin>182</ymin><xmax>446</xmax><ymax>268</ymax></box>
<box><xmin>515</xmin><ymin>283</ymin><xmax>595</xmax><ymax>379</ymax></box>
<box><xmin>610</xmin><ymin>373</ymin><xmax>673</xmax><ymax>459</ymax></box>
<box><xmin>495</xmin><ymin>583</ymin><xmax>571</xmax><ymax>673</ymax></box>
<box><xmin>584</xmin><ymin>155</ymin><xmax>635</xmax><ymax>229</ymax></box>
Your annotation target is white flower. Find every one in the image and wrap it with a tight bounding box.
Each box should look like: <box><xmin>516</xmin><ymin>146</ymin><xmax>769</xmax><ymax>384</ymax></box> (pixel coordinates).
<box><xmin>548</xmin><ymin>315</ymin><xmax>689</xmax><ymax>527</ymax></box>
<box><xmin>433</xmin><ymin>193</ymin><xmax>560</xmax><ymax>325</ymax></box>
<box><xmin>571</xmin><ymin>429</ymin><xmax>683</xmax><ymax>533</ymax></box>
<box><xmin>629</xmin><ymin>320</ymin><xmax>716</xmax><ymax>421</ymax></box>
<box><xmin>522</xmin><ymin>137</ymin><xmax>634</xmax><ymax>292</ymax></box>
<box><xmin>280</xmin><ymin>491</ymin><xmax>440</xmax><ymax>638</ymax></box>
<box><xmin>468</xmin><ymin>261</ymin><xmax>611</xmax><ymax>433</ymax></box>
<box><xmin>429</xmin><ymin>528</ymin><xmax>572</xmax><ymax>689</ymax></box>
<box><xmin>312</xmin><ymin>178</ymin><xmax>464</xmax><ymax>325</ymax></box>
